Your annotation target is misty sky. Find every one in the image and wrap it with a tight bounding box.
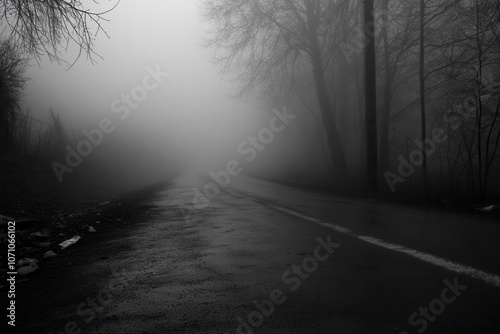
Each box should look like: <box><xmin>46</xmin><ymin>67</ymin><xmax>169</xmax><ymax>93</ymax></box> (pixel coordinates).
<box><xmin>23</xmin><ymin>0</ymin><xmax>264</xmax><ymax>168</ymax></box>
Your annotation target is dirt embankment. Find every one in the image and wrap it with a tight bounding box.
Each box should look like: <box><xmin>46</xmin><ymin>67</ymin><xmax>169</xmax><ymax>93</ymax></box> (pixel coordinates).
<box><xmin>0</xmin><ymin>171</ymin><xmax>170</xmax><ymax>289</ymax></box>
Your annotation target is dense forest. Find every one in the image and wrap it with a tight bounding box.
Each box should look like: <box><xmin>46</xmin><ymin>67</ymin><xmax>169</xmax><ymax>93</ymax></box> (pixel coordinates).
<box><xmin>0</xmin><ymin>0</ymin><xmax>499</xmax><ymax>206</ymax></box>
<box><xmin>203</xmin><ymin>0</ymin><xmax>500</xmax><ymax>202</ymax></box>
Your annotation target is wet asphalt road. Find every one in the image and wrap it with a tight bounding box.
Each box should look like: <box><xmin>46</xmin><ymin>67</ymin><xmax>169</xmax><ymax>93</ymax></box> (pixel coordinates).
<box><xmin>13</xmin><ymin>172</ymin><xmax>500</xmax><ymax>333</ymax></box>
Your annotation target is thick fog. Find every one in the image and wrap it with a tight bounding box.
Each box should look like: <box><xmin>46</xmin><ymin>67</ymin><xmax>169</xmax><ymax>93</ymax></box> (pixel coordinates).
<box><xmin>2</xmin><ymin>0</ymin><xmax>497</xmax><ymax>200</ymax></box>
<box><xmin>4</xmin><ymin>2</ymin><xmax>500</xmax><ymax>333</ymax></box>
<box><xmin>20</xmin><ymin>0</ymin><xmax>320</xmax><ymax>189</ymax></box>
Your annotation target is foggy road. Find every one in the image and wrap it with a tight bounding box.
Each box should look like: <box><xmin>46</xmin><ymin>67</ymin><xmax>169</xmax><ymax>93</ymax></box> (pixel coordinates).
<box><xmin>16</xmin><ymin>172</ymin><xmax>500</xmax><ymax>334</ymax></box>
<box><xmin>3</xmin><ymin>1</ymin><xmax>500</xmax><ymax>333</ymax></box>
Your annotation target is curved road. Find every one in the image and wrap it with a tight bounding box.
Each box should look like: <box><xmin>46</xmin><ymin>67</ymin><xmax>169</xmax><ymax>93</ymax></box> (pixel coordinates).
<box><xmin>15</xmin><ymin>172</ymin><xmax>500</xmax><ymax>333</ymax></box>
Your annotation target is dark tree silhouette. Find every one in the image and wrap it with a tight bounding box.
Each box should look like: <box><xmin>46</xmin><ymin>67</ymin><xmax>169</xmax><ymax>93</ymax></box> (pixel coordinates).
<box><xmin>0</xmin><ymin>40</ymin><xmax>27</xmax><ymax>151</ymax></box>
<box><xmin>0</xmin><ymin>0</ymin><xmax>119</xmax><ymax>65</ymax></box>
<box><xmin>0</xmin><ymin>0</ymin><xmax>118</xmax><ymax>150</ymax></box>
<box><xmin>364</xmin><ymin>0</ymin><xmax>377</xmax><ymax>192</ymax></box>
<box><xmin>202</xmin><ymin>0</ymin><xmax>349</xmax><ymax>183</ymax></box>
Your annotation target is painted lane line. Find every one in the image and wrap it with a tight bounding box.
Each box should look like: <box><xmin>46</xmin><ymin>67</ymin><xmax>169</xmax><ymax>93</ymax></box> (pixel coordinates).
<box><xmin>354</xmin><ymin>235</ymin><xmax>500</xmax><ymax>288</ymax></box>
<box><xmin>269</xmin><ymin>204</ymin><xmax>500</xmax><ymax>288</ymax></box>
<box><xmin>267</xmin><ymin>204</ymin><xmax>323</xmax><ymax>224</ymax></box>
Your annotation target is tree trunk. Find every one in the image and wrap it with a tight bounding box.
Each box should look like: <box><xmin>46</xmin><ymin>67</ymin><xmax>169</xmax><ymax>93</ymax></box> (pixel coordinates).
<box><xmin>304</xmin><ymin>0</ymin><xmax>349</xmax><ymax>183</ymax></box>
<box><xmin>364</xmin><ymin>0</ymin><xmax>378</xmax><ymax>192</ymax></box>
<box><xmin>419</xmin><ymin>0</ymin><xmax>428</xmax><ymax>195</ymax></box>
<box><xmin>379</xmin><ymin>0</ymin><xmax>391</xmax><ymax>174</ymax></box>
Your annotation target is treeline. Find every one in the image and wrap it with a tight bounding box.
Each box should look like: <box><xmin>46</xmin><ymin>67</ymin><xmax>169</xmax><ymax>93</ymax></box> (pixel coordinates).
<box><xmin>203</xmin><ymin>0</ymin><xmax>500</xmax><ymax>202</ymax></box>
<box><xmin>0</xmin><ymin>38</ymin><xmax>77</xmax><ymax>179</ymax></box>
<box><xmin>0</xmin><ymin>0</ymin><xmax>116</xmax><ymax>167</ymax></box>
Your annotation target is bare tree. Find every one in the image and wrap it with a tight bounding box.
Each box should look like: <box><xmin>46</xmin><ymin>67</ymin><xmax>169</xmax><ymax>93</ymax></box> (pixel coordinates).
<box><xmin>364</xmin><ymin>0</ymin><xmax>378</xmax><ymax>192</ymax></box>
<box><xmin>447</xmin><ymin>0</ymin><xmax>500</xmax><ymax>201</ymax></box>
<box><xmin>0</xmin><ymin>39</ymin><xmax>27</xmax><ymax>151</ymax></box>
<box><xmin>0</xmin><ymin>1</ymin><xmax>118</xmax><ymax>151</ymax></box>
<box><xmin>378</xmin><ymin>0</ymin><xmax>420</xmax><ymax>174</ymax></box>
<box><xmin>418</xmin><ymin>0</ymin><xmax>428</xmax><ymax>194</ymax></box>
<box><xmin>0</xmin><ymin>0</ymin><xmax>119</xmax><ymax>65</ymax></box>
<box><xmin>202</xmin><ymin>0</ymin><xmax>349</xmax><ymax>183</ymax></box>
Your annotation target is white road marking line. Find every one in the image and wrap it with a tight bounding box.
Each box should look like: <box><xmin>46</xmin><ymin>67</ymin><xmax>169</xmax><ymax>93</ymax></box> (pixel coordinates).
<box><xmin>269</xmin><ymin>204</ymin><xmax>500</xmax><ymax>288</ymax></box>
<box><xmin>267</xmin><ymin>204</ymin><xmax>323</xmax><ymax>223</ymax></box>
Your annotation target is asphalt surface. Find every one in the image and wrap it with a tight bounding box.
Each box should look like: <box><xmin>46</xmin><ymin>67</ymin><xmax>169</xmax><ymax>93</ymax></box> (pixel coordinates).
<box><xmin>12</xmin><ymin>172</ymin><xmax>500</xmax><ymax>333</ymax></box>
